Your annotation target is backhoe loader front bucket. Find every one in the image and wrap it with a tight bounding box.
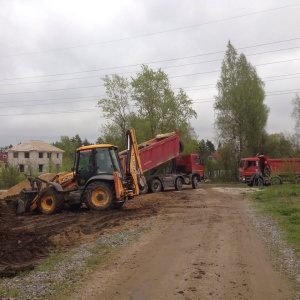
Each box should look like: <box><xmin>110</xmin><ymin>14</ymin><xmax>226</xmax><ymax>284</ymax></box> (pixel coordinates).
<box><xmin>5</xmin><ymin>189</ymin><xmax>38</xmax><ymax>214</ymax></box>
<box><xmin>17</xmin><ymin>189</ymin><xmax>38</xmax><ymax>214</ymax></box>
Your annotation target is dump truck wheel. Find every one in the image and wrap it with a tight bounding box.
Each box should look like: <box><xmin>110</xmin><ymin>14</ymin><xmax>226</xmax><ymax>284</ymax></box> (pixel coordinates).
<box><xmin>139</xmin><ymin>183</ymin><xmax>149</xmax><ymax>194</ymax></box>
<box><xmin>37</xmin><ymin>187</ymin><xmax>64</xmax><ymax>215</ymax></box>
<box><xmin>271</xmin><ymin>176</ymin><xmax>282</xmax><ymax>185</ymax></box>
<box><xmin>175</xmin><ymin>177</ymin><xmax>183</xmax><ymax>191</ymax></box>
<box><xmin>85</xmin><ymin>181</ymin><xmax>113</xmax><ymax>210</ymax></box>
<box><xmin>192</xmin><ymin>175</ymin><xmax>198</xmax><ymax>189</ymax></box>
<box><xmin>252</xmin><ymin>177</ymin><xmax>263</xmax><ymax>186</ymax></box>
<box><xmin>150</xmin><ymin>179</ymin><xmax>162</xmax><ymax>193</ymax></box>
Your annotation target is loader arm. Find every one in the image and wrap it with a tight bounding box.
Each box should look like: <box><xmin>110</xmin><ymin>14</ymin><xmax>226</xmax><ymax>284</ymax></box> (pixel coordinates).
<box><xmin>126</xmin><ymin>128</ymin><xmax>146</xmax><ymax>195</ymax></box>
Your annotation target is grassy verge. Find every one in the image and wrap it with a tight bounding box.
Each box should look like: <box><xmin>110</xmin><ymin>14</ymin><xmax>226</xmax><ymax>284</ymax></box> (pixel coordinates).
<box><xmin>253</xmin><ymin>184</ymin><xmax>300</xmax><ymax>257</ymax></box>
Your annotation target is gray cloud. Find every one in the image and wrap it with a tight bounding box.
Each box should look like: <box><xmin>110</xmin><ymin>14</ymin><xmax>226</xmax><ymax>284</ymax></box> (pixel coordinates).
<box><xmin>0</xmin><ymin>0</ymin><xmax>299</xmax><ymax>147</ymax></box>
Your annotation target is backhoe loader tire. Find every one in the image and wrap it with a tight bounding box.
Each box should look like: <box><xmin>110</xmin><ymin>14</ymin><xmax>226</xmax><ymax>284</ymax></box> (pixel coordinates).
<box><xmin>149</xmin><ymin>179</ymin><xmax>162</xmax><ymax>193</ymax></box>
<box><xmin>37</xmin><ymin>187</ymin><xmax>64</xmax><ymax>215</ymax></box>
<box><xmin>85</xmin><ymin>181</ymin><xmax>113</xmax><ymax>210</ymax></box>
<box><xmin>175</xmin><ymin>177</ymin><xmax>183</xmax><ymax>191</ymax></box>
<box><xmin>192</xmin><ymin>175</ymin><xmax>198</xmax><ymax>189</ymax></box>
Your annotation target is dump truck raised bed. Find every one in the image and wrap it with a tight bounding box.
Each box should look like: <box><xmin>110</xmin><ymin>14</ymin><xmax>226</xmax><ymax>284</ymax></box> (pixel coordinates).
<box><xmin>239</xmin><ymin>155</ymin><xmax>300</xmax><ymax>186</ymax></box>
<box><xmin>119</xmin><ymin>131</ymin><xmax>204</xmax><ymax>193</ymax></box>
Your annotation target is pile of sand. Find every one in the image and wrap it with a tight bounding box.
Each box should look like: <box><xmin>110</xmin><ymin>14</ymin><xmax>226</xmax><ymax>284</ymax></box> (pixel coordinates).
<box><xmin>0</xmin><ymin>173</ymin><xmax>56</xmax><ymax>200</ymax></box>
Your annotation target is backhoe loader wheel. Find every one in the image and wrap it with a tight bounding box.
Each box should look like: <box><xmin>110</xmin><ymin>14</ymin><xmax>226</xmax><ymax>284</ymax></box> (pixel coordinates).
<box><xmin>37</xmin><ymin>187</ymin><xmax>64</xmax><ymax>215</ymax></box>
<box><xmin>85</xmin><ymin>181</ymin><xmax>113</xmax><ymax>210</ymax></box>
<box><xmin>175</xmin><ymin>177</ymin><xmax>183</xmax><ymax>191</ymax></box>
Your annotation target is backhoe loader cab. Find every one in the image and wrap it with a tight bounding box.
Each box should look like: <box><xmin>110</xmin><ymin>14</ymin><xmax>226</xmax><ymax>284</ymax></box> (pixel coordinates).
<box><xmin>75</xmin><ymin>144</ymin><xmax>122</xmax><ymax>187</ymax></box>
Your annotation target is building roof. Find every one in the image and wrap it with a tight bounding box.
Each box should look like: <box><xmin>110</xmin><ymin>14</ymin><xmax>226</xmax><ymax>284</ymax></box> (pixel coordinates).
<box><xmin>8</xmin><ymin>140</ymin><xmax>64</xmax><ymax>153</ymax></box>
<box><xmin>210</xmin><ymin>151</ymin><xmax>219</xmax><ymax>161</ymax></box>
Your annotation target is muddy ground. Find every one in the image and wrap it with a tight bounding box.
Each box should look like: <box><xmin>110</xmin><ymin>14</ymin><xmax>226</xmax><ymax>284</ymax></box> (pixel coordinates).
<box><xmin>0</xmin><ymin>184</ymin><xmax>298</xmax><ymax>299</ymax></box>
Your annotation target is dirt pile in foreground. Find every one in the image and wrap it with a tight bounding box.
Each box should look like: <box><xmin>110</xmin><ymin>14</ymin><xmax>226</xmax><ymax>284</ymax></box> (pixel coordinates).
<box><xmin>0</xmin><ymin>189</ymin><xmax>164</xmax><ymax>277</ymax></box>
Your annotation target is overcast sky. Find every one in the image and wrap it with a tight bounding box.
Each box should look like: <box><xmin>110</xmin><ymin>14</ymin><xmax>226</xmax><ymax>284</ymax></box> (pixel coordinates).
<box><xmin>1</xmin><ymin>0</ymin><xmax>299</xmax><ymax>148</ymax></box>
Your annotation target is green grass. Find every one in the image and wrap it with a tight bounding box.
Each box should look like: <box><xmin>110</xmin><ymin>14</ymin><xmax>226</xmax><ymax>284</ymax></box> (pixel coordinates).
<box><xmin>253</xmin><ymin>184</ymin><xmax>300</xmax><ymax>256</ymax></box>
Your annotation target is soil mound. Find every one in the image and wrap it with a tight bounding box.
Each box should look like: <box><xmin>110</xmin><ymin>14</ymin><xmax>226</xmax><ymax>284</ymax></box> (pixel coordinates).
<box><xmin>0</xmin><ymin>173</ymin><xmax>57</xmax><ymax>200</ymax></box>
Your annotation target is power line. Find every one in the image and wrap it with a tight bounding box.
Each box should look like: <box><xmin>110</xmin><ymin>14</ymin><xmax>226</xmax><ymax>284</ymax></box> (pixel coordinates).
<box><xmin>0</xmin><ymin>87</ymin><xmax>299</xmax><ymax>114</ymax></box>
<box><xmin>1</xmin><ymin>37</ymin><xmax>300</xmax><ymax>83</ymax></box>
<box><xmin>0</xmin><ymin>95</ymin><xmax>102</xmax><ymax>104</ymax></box>
<box><xmin>0</xmin><ymin>85</ymin><xmax>101</xmax><ymax>96</ymax></box>
<box><xmin>0</xmin><ymin>108</ymin><xmax>102</xmax><ymax>117</ymax></box>
<box><xmin>2</xmin><ymin>44</ymin><xmax>300</xmax><ymax>87</ymax></box>
<box><xmin>1</xmin><ymin>3</ymin><xmax>299</xmax><ymax>59</ymax></box>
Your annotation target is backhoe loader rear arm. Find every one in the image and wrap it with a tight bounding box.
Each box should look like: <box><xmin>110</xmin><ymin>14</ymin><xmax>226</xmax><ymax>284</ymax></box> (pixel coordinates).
<box><xmin>126</xmin><ymin>128</ymin><xmax>146</xmax><ymax>195</ymax></box>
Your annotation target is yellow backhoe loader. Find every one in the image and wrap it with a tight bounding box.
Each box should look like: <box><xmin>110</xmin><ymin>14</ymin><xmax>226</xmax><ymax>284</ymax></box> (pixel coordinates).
<box><xmin>9</xmin><ymin>128</ymin><xmax>146</xmax><ymax>214</ymax></box>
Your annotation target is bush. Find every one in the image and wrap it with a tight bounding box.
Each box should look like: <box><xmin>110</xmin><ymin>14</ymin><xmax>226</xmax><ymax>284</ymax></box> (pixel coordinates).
<box><xmin>0</xmin><ymin>166</ymin><xmax>26</xmax><ymax>189</ymax></box>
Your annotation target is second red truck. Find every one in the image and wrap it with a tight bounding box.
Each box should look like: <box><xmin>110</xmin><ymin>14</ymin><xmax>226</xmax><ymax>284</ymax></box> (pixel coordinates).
<box><xmin>119</xmin><ymin>131</ymin><xmax>204</xmax><ymax>193</ymax></box>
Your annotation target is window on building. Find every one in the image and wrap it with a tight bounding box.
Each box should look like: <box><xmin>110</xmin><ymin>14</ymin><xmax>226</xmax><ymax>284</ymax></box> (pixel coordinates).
<box><xmin>24</xmin><ymin>152</ymin><xmax>29</xmax><ymax>158</ymax></box>
<box><xmin>39</xmin><ymin>152</ymin><xmax>43</xmax><ymax>158</ymax></box>
<box><xmin>13</xmin><ymin>152</ymin><xmax>18</xmax><ymax>158</ymax></box>
<box><xmin>57</xmin><ymin>153</ymin><xmax>59</xmax><ymax>159</ymax></box>
<box><xmin>47</xmin><ymin>153</ymin><xmax>52</xmax><ymax>159</ymax></box>
<box><xmin>19</xmin><ymin>164</ymin><xmax>24</xmax><ymax>172</ymax></box>
<box><xmin>39</xmin><ymin>164</ymin><xmax>43</xmax><ymax>172</ymax></box>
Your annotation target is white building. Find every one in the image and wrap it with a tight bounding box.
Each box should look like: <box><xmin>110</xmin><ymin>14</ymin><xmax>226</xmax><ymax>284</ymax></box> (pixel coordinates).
<box><xmin>8</xmin><ymin>140</ymin><xmax>64</xmax><ymax>174</ymax></box>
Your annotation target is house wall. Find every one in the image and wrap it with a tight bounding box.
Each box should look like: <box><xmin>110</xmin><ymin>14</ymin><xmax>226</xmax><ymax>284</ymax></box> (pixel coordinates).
<box><xmin>7</xmin><ymin>150</ymin><xmax>63</xmax><ymax>174</ymax></box>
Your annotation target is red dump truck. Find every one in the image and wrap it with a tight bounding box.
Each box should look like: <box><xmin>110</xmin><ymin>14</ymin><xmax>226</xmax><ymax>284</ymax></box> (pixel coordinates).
<box><xmin>239</xmin><ymin>155</ymin><xmax>300</xmax><ymax>186</ymax></box>
<box><xmin>119</xmin><ymin>131</ymin><xmax>204</xmax><ymax>193</ymax></box>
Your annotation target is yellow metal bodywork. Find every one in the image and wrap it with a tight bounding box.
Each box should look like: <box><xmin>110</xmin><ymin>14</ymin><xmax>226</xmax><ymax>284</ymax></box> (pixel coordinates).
<box><xmin>20</xmin><ymin>128</ymin><xmax>144</xmax><ymax>213</ymax></box>
<box><xmin>126</xmin><ymin>128</ymin><xmax>146</xmax><ymax>196</ymax></box>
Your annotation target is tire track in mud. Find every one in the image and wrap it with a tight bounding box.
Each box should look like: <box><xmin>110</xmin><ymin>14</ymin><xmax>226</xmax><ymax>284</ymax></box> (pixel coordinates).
<box><xmin>0</xmin><ymin>194</ymin><xmax>161</xmax><ymax>277</ymax></box>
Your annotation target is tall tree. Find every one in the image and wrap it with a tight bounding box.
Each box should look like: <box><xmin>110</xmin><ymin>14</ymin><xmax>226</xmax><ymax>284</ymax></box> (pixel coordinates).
<box><xmin>290</xmin><ymin>93</ymin><xmax>300</xmax><ymax>154</ymax></box>
<box><xmin>98</xmin><ymin>74</ymin><xmax>132</xmax><ymax>148</ymax></box>
<box><xmin>214</xmin><ymin>41</ymin><xmax>269</xmax><ymax>159</ymax></box>
<box><xmin>291</xmin><ymin>93</ymin><xmax>300</xmax><ymax>131</ymax></box>
<box><xmin>258</xmin><ymin>132</ymin><xmax>294</xmax><ymax>157</ymax></box>
<box><xmin>131</xmin><ymin>65</ymin><xmax>197</xmax><ymax>139</ymax></box>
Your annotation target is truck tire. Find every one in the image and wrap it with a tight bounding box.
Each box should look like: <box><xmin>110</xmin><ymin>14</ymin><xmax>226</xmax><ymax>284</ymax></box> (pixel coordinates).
<box><xmin>37</xmin><ymin>187</ymin><xmax>64</xmax><ymax>214</ymax></box>
<box><xmin>271</xmin><ymin>176</ymin><xmax>282</xmax><ymax>185</ymax></box>
<box><xmin>150</xmin><ymin>179</ymin><xmax>162</xmax><ymax>193</ymax></box>
<box><xmin>85</xmin><ymin>181</ymin><xmax>113</xmax><ymax>210</ymax></box>
<box><xmin>192</xmin><ymin>175</ymin><xmax>198</xmax><ymax>189</ymax></box>
<box><xmin>139</xmin><ymin>183</ymin><xmax>149</xmax><ymax>194</ymax></box>
<box><xmin>253</xmin><ymin>177</ymin><xmax>263</xmax><ymax>186</ymax></box>
<box><xmin>175</xmin><ymin>177</ymin><xmax>183</xmax><ymax>191</ymax></box>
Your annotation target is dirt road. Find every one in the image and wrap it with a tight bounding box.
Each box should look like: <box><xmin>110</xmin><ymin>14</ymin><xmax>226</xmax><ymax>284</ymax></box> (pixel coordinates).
<box><xmin>0</xmin><ymin>184</ymin><xmax>298</xmax><ymax>299</ymax></box>
<box><xmin>66</xmin><ymin>185</ymin><xmax>296</xmax><ymax>300</ymax></box>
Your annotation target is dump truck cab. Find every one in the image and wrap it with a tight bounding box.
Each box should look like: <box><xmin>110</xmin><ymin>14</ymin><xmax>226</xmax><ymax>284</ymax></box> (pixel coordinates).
<box><xmin>175</xmin><ymin>154</ymin><xmax>204</xmax><ymax>180</ymax></box>
<box><xmin>239</xmin><ymin>155</ymin><xmax>275</xmax><ymax>186</ymax></box>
